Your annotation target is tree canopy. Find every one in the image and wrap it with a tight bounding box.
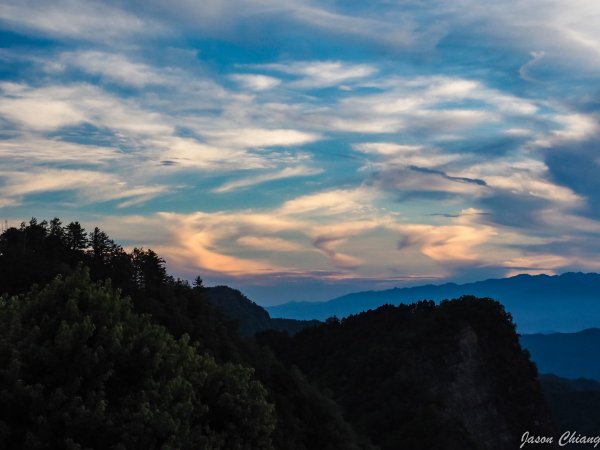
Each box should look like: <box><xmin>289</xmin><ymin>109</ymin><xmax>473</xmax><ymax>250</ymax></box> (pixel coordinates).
<box><xmin>0</xmin><ymin>269</ymin><xmax>275</xmax><ymax>449</ymax></box>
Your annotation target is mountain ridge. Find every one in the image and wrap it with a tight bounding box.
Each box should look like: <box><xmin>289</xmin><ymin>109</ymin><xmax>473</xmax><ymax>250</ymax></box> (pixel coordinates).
<box><xmin>520</xmin><ymin>328</ymin><xmax>600</xmax><ymax>380</ymax></box>
<box><xmin>267</xmin><ymin>272</ymin><xmax>600</xmax><ymax>333</ymax></box>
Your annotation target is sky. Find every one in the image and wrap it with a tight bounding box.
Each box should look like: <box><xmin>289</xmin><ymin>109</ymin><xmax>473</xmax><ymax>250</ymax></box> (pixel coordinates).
<box><xmin>2</xmin><ymin>1</ymin><xmax>600</xmax><ymax>305</ymax></box>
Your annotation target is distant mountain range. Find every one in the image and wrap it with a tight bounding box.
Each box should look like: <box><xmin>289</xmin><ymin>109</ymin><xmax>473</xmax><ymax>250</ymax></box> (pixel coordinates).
<box><xmin>520</xmin><ymin>328</ymin><xmax>600</xmax><ymax>380</ymax></box>
<box><xmin>267</xmin><ymin>272</ymin><xmax>600</xmax><ymax>333</ymax></box>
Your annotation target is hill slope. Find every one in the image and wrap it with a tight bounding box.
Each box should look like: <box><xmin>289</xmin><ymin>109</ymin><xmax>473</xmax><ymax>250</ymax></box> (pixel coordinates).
<box><xmin>539</xmin><ymin>375</ymin><xmax>600</xmax><ymax>435</ymax></box>
<box><xmin>259</xmin><ymin>297</ymin><xmax>557</xmax><ymax>450</ymax></box>
<box><xmin>206</xmin><ymin>285</ymin><xmax>320</xmax><ymax>335</ymax></box>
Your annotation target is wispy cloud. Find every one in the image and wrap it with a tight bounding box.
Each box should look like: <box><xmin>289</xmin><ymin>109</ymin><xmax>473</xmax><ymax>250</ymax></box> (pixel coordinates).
<box><xmin>202</xmin><ymin>128</ymin><xmax>321</xmax><ymax>148</ymax></box>
<box><xmin>0</xmin><ymin>136</ymin><xmax>122</xmax><ymax>165</ymax></box>
<box><xmin>0</xmin><ymin>0</ymin><xmax>161</xmax><ymax>42</ymax></box>
<box><xmin>213</xmin><ymin>166</ymin><xmax>323</xmax><ymax>193</ymax></box>
<box><xmin>230</xmin><ymin>74</ymin><xmax>281</xmax><ymax>91</ymax></box>
<box><xmin>251</xmin><ymin>61</ymin><xmax>377</xmax><ymax>89</ymax></box>
<box><xmin>0</xmin><ymin>168</ymin><xmax>168</xmax><ymax>207</ymax></box>
<box><xmin>0</xmin><ymin>83</ymin><xmax>173</xmax><ymax>134</ymax></box>
<box><xmin>51</xmin><ymin>51</ymin><xmax>169</xmax><ymax>87</ymax></box>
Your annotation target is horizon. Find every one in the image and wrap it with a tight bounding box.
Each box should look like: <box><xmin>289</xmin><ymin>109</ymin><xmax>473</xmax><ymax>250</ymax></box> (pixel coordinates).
<box><xmin>262</xmin><ymin>270</ymin><xmax>598</xmax><ymax>307</ymax></box>
<box><xmin>2</xmin><ymin>2</ymin><xmax>600</xmax><ymax>305</ymax></box>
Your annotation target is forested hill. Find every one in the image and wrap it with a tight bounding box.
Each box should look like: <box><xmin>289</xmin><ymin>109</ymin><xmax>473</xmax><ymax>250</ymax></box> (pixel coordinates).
<box><xmin>258</xmin><ymin>298</ymin><xmax>557</xmax><ymax>450</ymax></box>
<box><xmin>0</xmin><ymin>218</ymin><xmax>558</xmax><ymax>449</ymax></box>
<box><xmin>205</xmin><ymin>286</ymin><xmax>320</xmax><ymax>335</ymax></box>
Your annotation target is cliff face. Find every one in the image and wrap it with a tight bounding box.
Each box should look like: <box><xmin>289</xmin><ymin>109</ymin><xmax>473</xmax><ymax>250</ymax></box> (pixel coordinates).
<box><xmin>258</xmin><ymin>296</ymin><xmax>557</xmax><ymax>450</ymax></box>
<box><xmin>435</xmin><ymin>325</ymin><xmax>555</xmax><ymax>449</ymax></box>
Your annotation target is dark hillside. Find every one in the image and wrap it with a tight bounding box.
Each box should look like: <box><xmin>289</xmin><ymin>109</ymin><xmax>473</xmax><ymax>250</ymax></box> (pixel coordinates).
<box><xmin>539</xmin><ymin>375</ymin><xmax>600</xmax><ymax>436</ymax></box>
<box><xmin>258</xmin><ymin>298</ymin><xmax>557</xmax><ymax>450</ymax></box>
<box><xmin>206</xmin><ymin>285</ymin><xmax>320</xmax><ymax>336</ymax></box>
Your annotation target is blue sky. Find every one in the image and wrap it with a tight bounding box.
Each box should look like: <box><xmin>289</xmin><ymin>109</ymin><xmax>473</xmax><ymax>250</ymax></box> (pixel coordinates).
<box><xmin>2</xmin><ymin>0</ymin><xmax>600</xmax><ymax>305</ymax></box>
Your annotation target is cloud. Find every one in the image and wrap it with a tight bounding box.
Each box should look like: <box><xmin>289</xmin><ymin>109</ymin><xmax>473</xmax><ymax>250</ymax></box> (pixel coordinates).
<box><xmin>213</xmin><ymin>166</ymin><xmax>323</xmax><ymax>193</ymax></box>
<box><xmin>463</xmin><ymin>155</ymin><xmax>582</xmax><ymax>204</ymax></box>
<box><xmin>283</xmin><ymin>3</ymin><xmax>422</xmax><ymax>48</ymax></box>
<box><xmin>111</xmin><ymin>0</ymin><xmax>428</xmax><ymax>50</ymax></box>
<box><xmin>313</xmin><ymin>236</ymin><xmax>363</xmax><ymax>269</ymax></box>
<box><xmin>0</xmin><ymin>0</ymin><xmax>160</xmax><ymax>42</ymax></box>
<box><xmin>157</xmin><ymin>211</ymin><xmax>304</xmax><ymax>277</ymax></box>
<box><xmin>0</xmin><ymin>168</ymin><xmax>168</xmax><ymax>207</ymax></box>
<box><xmin>138</xmin><ymin>190</ymin><xmax>388</xmax><ymax>279</ymax></box>
<box><xmin>313</xmin><ymin>76</ymin><xmax>539</xmax><ymax>135</ymax></box>
<box><xmin>279</xmin><ymin>187</ymin><xmax>377</xmax><ymax>216</ymax></box>
<box><xmin>369</xmin><ymin>166</ymin><xmax>486</xmax><ymax>198</ymax></box>
<box><xmin>451</xmin><ymin>0</ymin><xmax>600</xmax><ymax>72</ymax></box>
<box><xmin>537</xmin><ymin>113</ymin><xmax>598</xmax><ymax>146</ymax></box>
<box><xmin>149</xmin><ymin>136</ymin><xmax>267</xmax><ymax>171</ymax></box>
<box><xmin>202</xmin><ymin>128</ymin><xmax>321</xmax><ymax>148</ymax></box>
<box><xmin>237</xmin><ymin>236</ymin><xmax>305</xmax><ymax>252</ymax></box>
<box><xmin>519</xmin><ymin>51</ymin><xmax>546</xmax><ymax>82</ymax></box>
<box><xmin>0</xmin><ymin>83</ymin><xmax>173</xmax><ymax>135</ymax></box>
<box><xmin>394</xmin><ymin>209</ymin><xmax>498</xmax><ymax>264</ymax></box>
<box><xmin>142</xmin><ymin>192</ymin><xmax>495</xmax><ymax>282</ymax></box>
<box><xmin>230</xmin><ymin>74</ymin><xmax>281</xmax><ymax>91</ymax></box>
<box><xmin>52</xmin><ymin>51</ymin><xmax>168</xmax><ymax>87</ymax></box>
<box><xmin>0</xmin><ymin>136</ymin><xmax>122</xmax><ymax>165</ymax></box>
<box><xmin>253</xmin><ymin>61</ymin><xmax>377</xmax><ymax>88</ymax></box>
<box><xmin>354</xmin><ymin>143</ymin><xmax>462</xmax><ymax>167</ymax></box>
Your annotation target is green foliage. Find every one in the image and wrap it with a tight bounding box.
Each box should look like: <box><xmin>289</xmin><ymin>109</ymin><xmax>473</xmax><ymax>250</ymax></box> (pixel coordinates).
<box><xmin>0</xmin><ymin>270</ymin><xmax>275</xmax><ymax>449</ymax></box>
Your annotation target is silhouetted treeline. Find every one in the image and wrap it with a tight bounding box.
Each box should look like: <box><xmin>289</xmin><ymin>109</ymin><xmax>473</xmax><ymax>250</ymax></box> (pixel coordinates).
<box><xmin>0</xmin><ymin>219</ymin><xmax>363</xmax><ymax>449</ymax></box>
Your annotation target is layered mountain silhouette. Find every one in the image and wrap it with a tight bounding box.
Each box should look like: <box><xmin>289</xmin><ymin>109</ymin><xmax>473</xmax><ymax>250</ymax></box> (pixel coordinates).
<box><xmin>521</xmin><ymin>328</ymin><xmax>600</xmax><ymax>380</ymax></box>
<box><xmin>267</xmin><ymin>272</ymin><xmax>600</xmax><ymax>333</ymax></box>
